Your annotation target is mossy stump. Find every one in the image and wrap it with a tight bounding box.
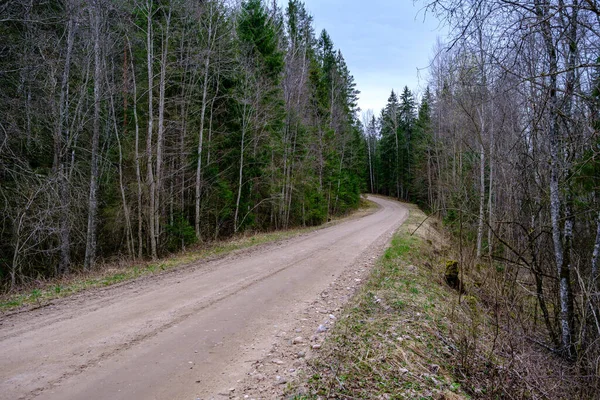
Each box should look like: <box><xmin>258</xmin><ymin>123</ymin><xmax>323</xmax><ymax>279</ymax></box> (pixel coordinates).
<box><xmin>444</xmin><ymin>260</ymin><xmax>463</xmax><ymax>292</ymax></box>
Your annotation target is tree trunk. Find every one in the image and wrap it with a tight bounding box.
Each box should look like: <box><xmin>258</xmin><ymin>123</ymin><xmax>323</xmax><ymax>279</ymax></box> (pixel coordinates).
<box><xmin>55</xmin><ymin>6</ymin><xmax>77</xmax><ymax>275</ymax></box>
<box><xmin>206</xmin><ymin>74</ymin><xmax>219</xmax><ymax>169</ymax></box>
<box><xmin>146</xmin><ymin>0</ymin><xmax>157</xmax><ymax>260</ymax></box>
<box><xmin>84</xmin><ymin>2</ymin><xmax>102</xmax><ymax>271</ymax></box>
<box><xmin>234</xmin><ymin>101</ymin><xmax>248</xmax><ymax>233</ymax></box>
<box><xmin>592</xmin><ymin>211</ymin><xmax>600</xmax><ymax>290</ymax></box>
<box><xmin>154</xmin><ymin>6</ymin><xmax>171</xmax><ymax>252</ymax></box>
<box><xmin>128</xmin><ymin>37</ymin><xmax>144</xmax><ymax>259</ymax></box>
<box><xmin>394</xmin><ymin>127</ymin><xmax>400</xmax><ymax>199</ymax></box>
<box><xmin>536</xmin><ymin>0</ymin><xmax>573</xmax><ymax>355</ymax></box>
<box><xmin>476</xmin><ymin>140</ymin><xmax>485</xmax><ymax>259</ymax></box>
<box><xmin>475</xmin><ymin>21</ymin><xmax>486</xmax><ymax>260</ymax></box>
<box><xmin>195</xmin><ymin>17</ymin><xmax>213</xmax><ymax>239</ymax></box>
<box><xmin>487</xmin><ymin>100</ymin><xmax>494</xmax><ymax>258</ymax></box>
<box><xmin>367</xmin><ymin>134</ymin><xmax>374</xmax><ymax>193</ymax></box>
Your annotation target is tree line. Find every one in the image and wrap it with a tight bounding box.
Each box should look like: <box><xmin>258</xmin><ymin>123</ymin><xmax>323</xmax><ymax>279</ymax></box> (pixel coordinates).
<box><xmin>363</xmin><ymin>86</ymin><xmax>431</xmax><ymax>205</ymax></box>
<box><xmin>365</xmin><ymin>0</ymin><xmax>600</xmax><ymax>390</ymax></box>
<box><xmin>0</xmin><ymin>0</ymin><xmax>365</xmax><ymax>288</ymax></box>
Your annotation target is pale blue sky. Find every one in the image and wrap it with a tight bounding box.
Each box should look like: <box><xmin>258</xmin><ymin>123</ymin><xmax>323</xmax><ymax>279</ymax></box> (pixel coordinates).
<box><xmin>279</xmin><ymin>0</ymin><xmax>445</xmax><ymax>114</ymax></box>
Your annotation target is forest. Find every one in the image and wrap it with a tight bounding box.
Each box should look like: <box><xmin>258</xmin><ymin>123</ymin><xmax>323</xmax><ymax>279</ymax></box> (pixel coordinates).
<box><xmin>3</xmin><ymin>0</ymin><xmax>600</xmax><ymax>392</ymax></box>
<box><xmin>0</xmin><ymin>0</ymin><xmax>366</xmax><ymax>287</ymax></box>
<box><xmin>365</xmin><ymin>0</ymin><xmax>600</xmax><ymax>390</ymax></box>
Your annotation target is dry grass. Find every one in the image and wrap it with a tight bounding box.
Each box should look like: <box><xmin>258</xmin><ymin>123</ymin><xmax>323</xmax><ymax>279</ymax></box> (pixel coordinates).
<box><xmin>290</xmin><ymin>204</ymin><xmax>471</xmax><ymax>399</ymax></box>
<box><xmin>290</xmin><ymin>203</ymin><xmax>581</xmax><ymax>399</ymax></box>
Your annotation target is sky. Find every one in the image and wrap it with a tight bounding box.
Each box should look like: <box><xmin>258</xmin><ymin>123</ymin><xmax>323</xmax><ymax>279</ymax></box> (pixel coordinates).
<box><xmin>278</xmin><ymin>0</ymin><xmax>446</xmax><ymax>115</ymax></box>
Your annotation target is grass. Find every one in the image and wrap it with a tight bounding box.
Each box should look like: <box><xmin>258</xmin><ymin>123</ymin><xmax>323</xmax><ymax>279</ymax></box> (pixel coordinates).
<box><xmin>0</xmin><ymin>197</ymin><xmax>377</xmax><ymax>312</ymax></box>
<box><xmin>289</xmin><ymin>203</ymin><xmax>476</xmax><ymax>399</ymax></box>
<box><xmin>289</xmin><ymin>201</ymin><xmax>584</xmax><ymax>399</ymax></box>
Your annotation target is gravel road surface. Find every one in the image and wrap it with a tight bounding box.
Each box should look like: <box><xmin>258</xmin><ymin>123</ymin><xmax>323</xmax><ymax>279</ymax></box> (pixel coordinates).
<box><xmin>0</xmin><ymin>196</ymin><xmax>408</xmax><ymax>400</ymax></box>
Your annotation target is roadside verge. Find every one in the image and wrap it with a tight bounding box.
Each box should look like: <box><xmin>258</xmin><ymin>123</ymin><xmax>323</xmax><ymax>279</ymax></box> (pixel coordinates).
<box><xmin>1</xmin><ymin>198</ymin><xmax>377</xmax><ymax>313</ymax></box>
<box><xmin>289</xmin><ymin>203</ymin><xmax>471</xmax><ymax>399</ymax></box>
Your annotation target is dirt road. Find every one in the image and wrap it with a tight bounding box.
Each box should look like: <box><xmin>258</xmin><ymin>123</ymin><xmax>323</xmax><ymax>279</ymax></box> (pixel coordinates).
<box><xmin>0</xmin><ymin>196</ymin><xmax>408</xmax><ymax>400</ymax></box>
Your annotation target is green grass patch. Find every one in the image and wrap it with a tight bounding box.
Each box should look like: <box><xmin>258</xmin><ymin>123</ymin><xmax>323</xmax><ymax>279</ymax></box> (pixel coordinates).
<box><xmin>290</xmin><ymin>203</ymin><xmax>471</xmax><ymax>400</ymax></box>
<box><xmin>290</xmin><ymin>201</ymin><xmax>577</xmax><ymax>398</ymax></box>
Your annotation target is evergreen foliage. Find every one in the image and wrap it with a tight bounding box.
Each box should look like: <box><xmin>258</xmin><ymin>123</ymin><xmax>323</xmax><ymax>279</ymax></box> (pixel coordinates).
<box><xmin>366</xmin><ymin>87</ymin><xmax>429</xmax><ymax>203</ymax></box>
<box><xmin>0</xmin><ymin>0</ymin><xmax>365</xmax><ymax>287</ymax></box>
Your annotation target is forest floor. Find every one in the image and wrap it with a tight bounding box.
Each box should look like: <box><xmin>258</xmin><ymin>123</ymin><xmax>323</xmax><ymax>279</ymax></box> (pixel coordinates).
<box><xmin>0</xmin><ymin>195</ymin><xmax>408</xmax><ymax>400</ymax></box>
<box><xmin>0</xmin><ymin>198</ymin><xmax>377</xmax><ymax>313</ymax></box>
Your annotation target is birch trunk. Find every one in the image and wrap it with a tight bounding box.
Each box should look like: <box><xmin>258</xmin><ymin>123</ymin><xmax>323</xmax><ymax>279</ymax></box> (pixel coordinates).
<box><xmin>536</xmin><ymin>0</ymin><xmax>573</xmax><ymax>355</ymax></box>
<box><xmin>146</xmin><ymin>0</ymin><xmax>157</xmax><ymax>260</ymax></box>
<box><xmin>206</xmin><ymin>75</ymin><xmax>219</xmax><ymax>169</ymax></box>
<box><xmin>394</xmin><ymin>127</ymin><xmax>400</xmax><ymax>199</ymax></box>
<box><xmin>487</xmin><ymin>99</ymin><xmax>494</xmax><ymax>257</ymax></box>
<box><xmin>154</xmin><ymin>6</ymin><xmax>171</xmax><ymax>251</ymax></box>
<box><xmin>476</xmin><ymin>140</ymin><xmax>485</xmax><ymax>259</ymax></box>
<box><xmin>195</xmin><ymin>13</ymin><xmax>214</xmax><ymax>239</ymax></box>
<box><xmin>367</xmin><ymin>134</ymin><xmax>374</xmax><ymax>193</ymax></box>
<box><xmin>475</xmin><ymin>21</ymin><xmax>486</xmax><ymax>260</ymax></box>
<box><xmin>128</xmin><ymin>37</ymin><xmax>143</xmax><ymax>259</ymax></box>
<box><xmin>84</xmin><ymin>2</ymin><xmax>102</xmax><ymax>270</ymax></box>
<box><xmin>234</xmin><ymin>100</ymin><xmax>248</xmax><ymax>233</ymax></box>
<box><xmin>592</xmin><ymin>211</ymin><xmax>600</xmax><ymax>289</ymax></box>
<box><xmin>55</xmin><ymin>6</ymin><xmax>77</xmax><ymax>275</ymax></box>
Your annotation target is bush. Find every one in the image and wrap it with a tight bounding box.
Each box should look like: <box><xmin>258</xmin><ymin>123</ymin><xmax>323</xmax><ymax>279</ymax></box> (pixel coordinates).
<box><xmin>165</xmin><ymin>215</ymin><xmax>197</xmax><ymax>252</ymax></box>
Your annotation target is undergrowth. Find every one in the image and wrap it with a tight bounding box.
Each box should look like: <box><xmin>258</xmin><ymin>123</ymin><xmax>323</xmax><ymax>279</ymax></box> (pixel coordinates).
<box><xmin>291</xmin><ymin>203</ymin><xmax>579</xmax><ymax>399</ymax></box>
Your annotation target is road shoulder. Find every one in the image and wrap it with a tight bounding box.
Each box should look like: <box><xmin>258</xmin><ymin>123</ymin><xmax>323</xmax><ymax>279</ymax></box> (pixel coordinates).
<box><xmin>286</xmin><ymin>203</ymin><xmax>472</xmax><ymax>399</ymax></box>
<box><xmin>227</xmin><ymin>198</ymin><xmax>407</xmax><ymax>399</ymax></box>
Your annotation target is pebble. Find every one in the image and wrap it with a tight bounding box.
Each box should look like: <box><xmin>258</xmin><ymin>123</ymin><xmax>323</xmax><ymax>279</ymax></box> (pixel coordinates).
<box><xmin>399</xmin><ymin>367</ymin><xmax>409</xmax><ymax>374</ymax></box>
<box><xmin>317</xmin><ymin>324</ymin><xmax>328</xmax><ymax>333</ymax></box>
<box><xmin>312</xmin><ymin>344</ymin><xmax>322</xmax><ymax>350</ymax></box>
<box><xmin>271</xmin><ymin>359</ymin><xmax>284</xmax><ymax>365</ymax></box>
<box><xmin>292</xmin><ymin>336</ymin><xmax>303</xmax><ymax>344</ymax></box>
<box><xmin>329</xmin><ymin>314</ymin><xmax>336</xmax><ymax>320</ymax></box>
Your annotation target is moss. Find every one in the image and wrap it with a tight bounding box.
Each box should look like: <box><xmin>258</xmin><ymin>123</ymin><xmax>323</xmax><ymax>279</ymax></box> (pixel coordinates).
<box><xmin>444</xmin><ymin>260</ymin><xmax>463</xmax><ymax>292</ymax></box>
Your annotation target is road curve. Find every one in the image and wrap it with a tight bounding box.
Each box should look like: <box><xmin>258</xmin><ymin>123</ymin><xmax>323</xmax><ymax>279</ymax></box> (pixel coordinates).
<box><xmin>0</xmin><ymin>196</ymin><xmax>408</xmax><ymax>400</ymax></box>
